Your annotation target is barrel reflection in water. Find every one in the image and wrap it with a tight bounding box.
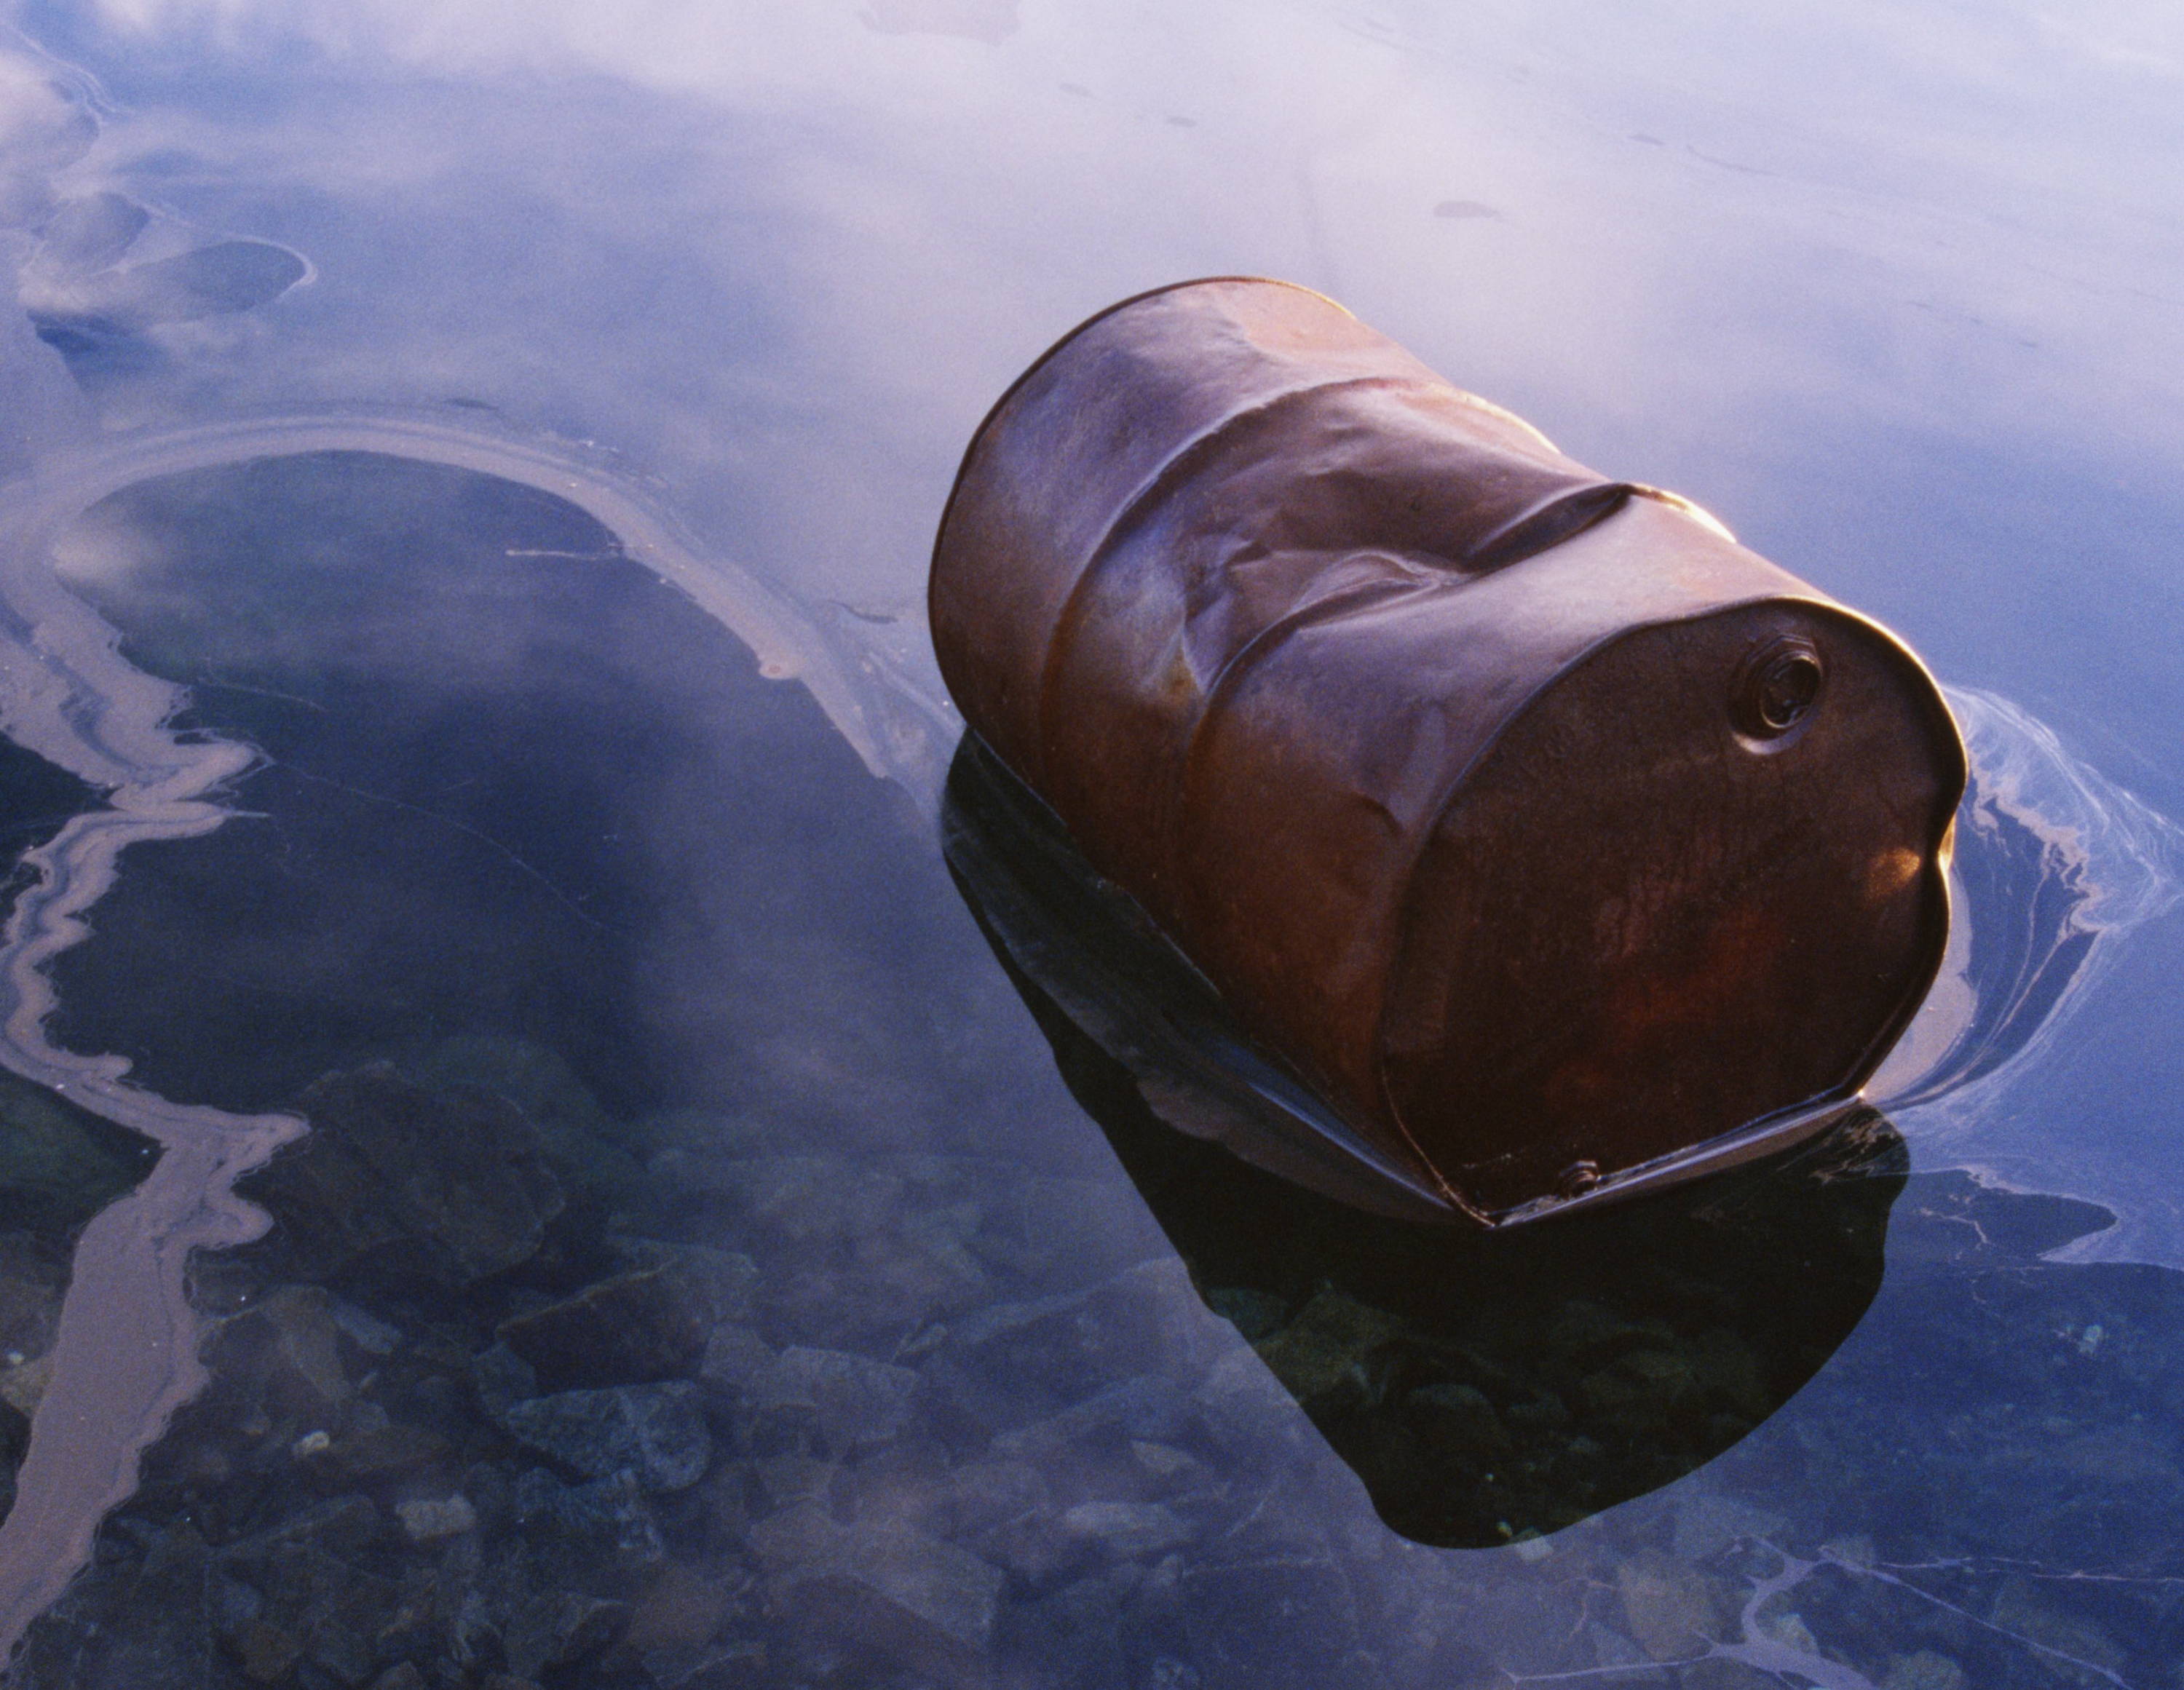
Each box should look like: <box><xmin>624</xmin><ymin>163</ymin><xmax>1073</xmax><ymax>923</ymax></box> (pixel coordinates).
<box><xmin>943</xmin><ymin>736</ymin><xmax>1904</xmax><ymax>1547</ymax></box>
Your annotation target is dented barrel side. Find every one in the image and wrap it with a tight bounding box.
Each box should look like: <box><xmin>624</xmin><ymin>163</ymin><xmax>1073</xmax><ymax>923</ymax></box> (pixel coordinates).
<box><xmin>930</xmin><ymin>277</ymin><xmax>1964</xmax><ymax>1221</ymax></box>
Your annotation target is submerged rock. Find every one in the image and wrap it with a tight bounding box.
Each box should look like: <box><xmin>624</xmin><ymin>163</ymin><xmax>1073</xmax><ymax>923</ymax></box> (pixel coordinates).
<box><xmin>738</xmin><ymin>1346</ymin><xmax>922</xmax><ymax>1459</ymax></box>
<box><xmin>614</xmin><ymin>1238</ymin><xmax>759</xmax><ymax>1327</ymax></box>
<box><xmin>1177</xmin><ymin>1550</ymin><xmax>1365</xmax><ymax>1690</ymax></box>
<box><xmin>502</xmin><ymin>1382</ymin><xmax>712</xmax><ymax>1492</ymax></box>
<box><xmin>513</xmin><ymin>1467</ymin><xmax>668</xmax><ymax>1585</ymax></box>
<box><xmin>394</xmin><ymin>1493</ymin><xmax>476</xmax><ymax>1544</ymax></box>
<box><xmin>749</xmin><ymin>1502</ymin><xmax>1005</xmax><ymax>1679</ymax></box>
<box><xmin>502</xmin><ymin>1588</ymin><xmax>630</xmax><ymax>1679</ymax></box>
<box><xmin>1251</xmin><ymin>1291</ymin><xmax>1404</xmax><ymax>1419</ymax></box>
<box><xmin>946</xmin><ymin>1258</ymin><xmax>1222</xmax><ymax>1405</ymax></box>
<box><xmin>242</xmin><ymin>1065</ymin><xmax>565</xmax><ymax>1288</ymax></box>
<box><xmin>317</xmin><ymin>1417</ymin><xmax>451</xmax><ymax>1484</ymax></box>
<box><xmin>681</xmin><ymin>1154</ymin><xmax>905</xmax><ymax>1248</ymax></box>
<box><xmin>12</xmin><ymin>1524</ymin><xmax>218</xmax><ymax>1689</ymax></box>
<box><xmin>1880</xmin><ymin>1651</ymin><xmax>1969</xmax><ymax>1690</ymax></box>
<box><xmin>993</xmin><ymin>1375</ymin><xmax>1195</xmax><ymax>1462</ymax></box>
<box><xmin>1061</xmin><ymin>1500</ymin><xmax>1194</xmax><ymax>1560</ymax></box>
<box><xmin>211</xmin><ymin>1497</ymin><xmax>406</xmax><ymax>1688</ymax></box>
<box><xmin>696</xmin><ymin>1322</ymin><xmax>777</xmax><ymax>1397</ymax></box>
<box><xmin>622</xmin><ymin>1560</ymin><xmax>751</xmax><ymax>1657</ymax></box>
<box><xmin>640</xmin><ymin>1637</ymin><xmax>771</xmax><ymax>1689</ymax></box>
<box><xmin>1615</xmin><ymin>1549</ymin><xmax>1725</xmax><ymax>1662</ymax></box>
<box><xmin>204</xmin><ymin>1283</ymin><xmax>355</xmax><ymax>1415</ymax></box>
<box><xmin>496</xmin><ymin>1266</ymin><xmax>708</xmax><ymax>1389</ymax></box>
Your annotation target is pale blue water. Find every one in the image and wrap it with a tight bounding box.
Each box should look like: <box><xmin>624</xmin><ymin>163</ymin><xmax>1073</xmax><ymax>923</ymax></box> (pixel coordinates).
<box><xmin>0</xmin><ymin>3</ymin><xmax>2182</xmax><ymax>1685</ymax></box>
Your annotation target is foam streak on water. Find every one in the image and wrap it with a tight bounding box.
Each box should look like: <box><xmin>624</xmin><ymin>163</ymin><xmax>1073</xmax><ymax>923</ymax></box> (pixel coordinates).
<box><xmin>17</xmin><ymin>416</ymin><xmax>959</xmax><ymax>798</ymax></box>
<box><xmin>0</xmin><ymin>460</ymin><xmax>304</xmax><ymax>1659</ymax></box>
<box><xmin>1876</xmin><ymin>686</ymin><xmax>2184</xmax><ymax>1110</ymax></box>
<box><xmin>1871</xmin><ymin>685</ymin><xmax>2184</xmax><ymax>1255</ymax></box>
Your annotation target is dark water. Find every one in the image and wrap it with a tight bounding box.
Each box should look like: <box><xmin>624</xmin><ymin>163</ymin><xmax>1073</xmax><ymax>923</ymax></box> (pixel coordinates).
<box><xmin>1</xmin><ymin>3</ymin><xmax>2183</xmax><ymax>1686</ymax></box>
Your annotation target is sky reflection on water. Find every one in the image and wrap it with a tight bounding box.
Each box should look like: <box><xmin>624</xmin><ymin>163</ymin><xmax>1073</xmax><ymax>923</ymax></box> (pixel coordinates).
<box><xmin>1</xmin><ymin>0</ymin><xmax>2183</xmax><ymax>1684</ymax></box>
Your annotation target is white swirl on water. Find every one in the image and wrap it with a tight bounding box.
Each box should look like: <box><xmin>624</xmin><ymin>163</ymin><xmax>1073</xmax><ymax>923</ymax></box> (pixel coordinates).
<box><xmin>1871</xmin><ymin>685</ymin><xmax>2184</xmax><ymax>1253</ymax></box>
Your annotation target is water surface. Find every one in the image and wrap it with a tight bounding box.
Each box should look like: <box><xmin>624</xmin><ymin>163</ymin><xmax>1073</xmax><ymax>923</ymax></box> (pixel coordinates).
<box><xmin>1</xmin><ymin>2</ymin><xmax>2183</xmax><ymax>1685</ymax></box>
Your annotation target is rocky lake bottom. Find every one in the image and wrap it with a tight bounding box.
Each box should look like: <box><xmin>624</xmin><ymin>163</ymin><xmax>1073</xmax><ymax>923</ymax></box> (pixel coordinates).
<box><xmin>1</xmin><ymin>1031</ymin><xmax>2180</xmax><ymax>1690</ymax></box>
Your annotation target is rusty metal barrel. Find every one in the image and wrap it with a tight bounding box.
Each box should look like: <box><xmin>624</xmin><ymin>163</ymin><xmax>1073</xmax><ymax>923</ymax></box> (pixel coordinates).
<box><xmin>930</xmin><ymin>277</ymin><xmax>1963</xmax><ymax>1224</ymax></box>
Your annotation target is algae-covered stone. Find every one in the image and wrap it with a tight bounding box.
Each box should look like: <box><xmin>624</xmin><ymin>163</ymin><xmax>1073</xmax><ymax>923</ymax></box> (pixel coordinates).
<box><xmin>496</xmin><ymin>1266</ymin><xmax>708</xmax><ymax>1389</ymax></box>
<box><xmin>750</xmin><ymin>1502</ymin><xmax>1005</xmax><ymax>1680</ymax></box>
<box><xmin>1252</xmin><ymin>1290</ymin><xmax>1404</xmax><ymax>1417</ymax></box>
<box><xmin>1615</xmin><ymin>1549</ymin><xmax>1722</xmax><ymax>1661</ymax></box>
<box><xmin>502</xmin><ymin>1381</ymin><xmax>711</xmax><ymax>1492</ymax></box>
<box><xmin>739</xmin><ymin>1346</ymin><xmax>922</xmax><ymax>1458</ymax></box>
<box><xmin>243</xmin><ymin>1065</ymin><xmax>564</xmax><ymax>1287</ymax></box>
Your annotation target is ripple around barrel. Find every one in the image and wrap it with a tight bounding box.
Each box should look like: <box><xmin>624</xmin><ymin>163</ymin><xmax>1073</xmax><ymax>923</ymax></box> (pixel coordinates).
<box><xmin>1875</xmin><ymin>687</ymin><xmax>2184</xmax><ymax>1104</ymax></box>
<box><xmin>1870</xmin><ymin>686</ymin><xmax>2184</xmax><ymax>1261</ymax></box>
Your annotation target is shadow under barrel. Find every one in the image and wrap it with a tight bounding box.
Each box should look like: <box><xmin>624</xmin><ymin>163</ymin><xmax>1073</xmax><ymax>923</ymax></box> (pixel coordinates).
<box><xmin>930</xmin><ymin>277</ymin><xmax>1963</xmax><ymax>1223</ymax></box>
<box><xmin>942</xmin><ymin>735</ymin><xmax>1908</xmax><ymax>1548</ymax></box>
